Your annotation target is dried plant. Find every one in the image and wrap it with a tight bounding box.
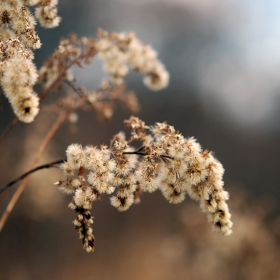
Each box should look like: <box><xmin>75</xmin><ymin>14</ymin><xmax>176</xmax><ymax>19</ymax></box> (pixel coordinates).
<box><xmin>0</xmin><ymin>0</ymin><xmax>232</xmax><ymax>254</ymax></box>
<box><xmin>56</xmin><ymin>116</ymin><xmax>232</xmax><ymax>252</ymax></box>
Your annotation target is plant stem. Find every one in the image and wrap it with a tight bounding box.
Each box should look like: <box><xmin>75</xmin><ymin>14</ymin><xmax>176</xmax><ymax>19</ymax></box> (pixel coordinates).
<box><xmin>0</xmin><ymin>111</ymin><xmax>68</xmax><ymax>232</ymax></box>
<box><xmin>0</xmin><ymin>159</ymin><xmax>65</xmax><ymax>195</ymax></box>
<box><xmin>123</xmin><ymin>150</ymin><xmax>173</xmax><ymax>160</ymax></box>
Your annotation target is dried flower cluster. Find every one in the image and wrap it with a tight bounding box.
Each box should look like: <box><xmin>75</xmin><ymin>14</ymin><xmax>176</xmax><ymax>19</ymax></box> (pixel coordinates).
<box><xmin>0</xmin><ymin>0</ymin><xmax>60</xmax><ymax>122</ymax></box>
<box><xmin>39</xmin><ymin>29</ymin><xmax>169</xmax><ymax>92</ymax></box>
<box><xmin>95</xmin><ymin>29</ymin><xmax>169</xmax><ymax>89</ymax></box>
<box><xmin>34</xmin><ymin>0</ymin><xmax>60</xmax><ymax>29</ymax></box>
<box><xmin>55</xmin><ymin>116</ymin><xmax>232</xmax><ymax>252</ymax></box>
<box><xmin>0</xmin><ymin>37</ymin><xmax>39</xmax><ymax>122</ymax></box>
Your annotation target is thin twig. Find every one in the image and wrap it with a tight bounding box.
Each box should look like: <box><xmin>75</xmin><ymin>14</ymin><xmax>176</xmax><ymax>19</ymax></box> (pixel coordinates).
<box><xmin>0</xmin><ymin>111</ymin><xmax>68</xmax><ymax>232</ymax></box>
<box><xmin>64</xmin><ymin>80</ymin><xmax>85</xmax><ymax>97</ymax></box>
<box><xmin>123</xmin><ymin>151</ymin><xmax>147</xmax><ymax>156</ymax></box>
<box><xmin>64</xmin><ymin>80</ymin><xmax>118</xmax><ymax>104</ymax></box>
<box><xmin>123</xmin><ymin>149</ymin><xmax>174</xmax><ymax>160</ymax></box>
<box><xmin>0</xmin><ymin>159</ymin><xmax>65</xmax><ymax>195</ymax></box>
<box><xmin>39</xmin><ymin>54</ymin><xmax>86</xmax><ymax>101</ymax></box>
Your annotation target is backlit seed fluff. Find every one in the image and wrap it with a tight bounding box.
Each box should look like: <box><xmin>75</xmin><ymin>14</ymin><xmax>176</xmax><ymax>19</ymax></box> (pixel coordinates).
<box><xmin>1</xmin><ymin>58</ymin><xmax>38</xmax><ymax>90</ymax></box>
<box><xmin>35</xmin><ymin>6</ymin><xmax>61</xmax><ymax>28</ymax></box>
<box><xmin>58</xmin><ymin>183</ymin><xmax>73</xmax><ymax>194</ymax></box>
<box><xmin>0</xmin><ymin>48</ymin><xmax>40</xmax><ymax>122</ymax></box>
<box><xmin>160</xmin><ymin>183</ymin><xmax>186</xmax><ymax>204</ymax></box>
<box><xmin>66</xmin><ymin>144</ymin><xmax>87</xmax><ymax>170</ymax></box>
<box><xmin>11</xmin><ymin>92</ymin><xmax>39</xmax><ymax>123</ymax></box>
<box><xmin>110</xmin><ymin>194</ymin><xmax>134</xmax><ymax>211</ymax></box>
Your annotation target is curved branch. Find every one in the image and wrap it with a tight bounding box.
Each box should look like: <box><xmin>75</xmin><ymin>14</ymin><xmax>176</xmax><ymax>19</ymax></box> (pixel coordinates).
<box><xmin>0</xmin><ymin>159</ymin><xmax>65</xmax><ymax>195</ymax></box>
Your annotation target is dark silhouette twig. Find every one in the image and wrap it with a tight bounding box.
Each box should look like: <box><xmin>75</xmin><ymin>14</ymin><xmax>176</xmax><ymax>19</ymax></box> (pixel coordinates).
<box><xmin>0</xmin><ymin>159</ymin><xmax>65</xmax><ymax>195</ymax></box>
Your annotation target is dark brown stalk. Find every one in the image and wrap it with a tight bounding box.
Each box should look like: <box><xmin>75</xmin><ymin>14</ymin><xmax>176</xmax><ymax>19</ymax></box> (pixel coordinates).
<box><xmin>123</xmin><ymin>149</ymin><xmax>174</xmax><ymax>160</ymax></box>
<box><xmin>0</xmin><ymin>159</ymin><xmax>65</xmax><ymax>195</ymax></box>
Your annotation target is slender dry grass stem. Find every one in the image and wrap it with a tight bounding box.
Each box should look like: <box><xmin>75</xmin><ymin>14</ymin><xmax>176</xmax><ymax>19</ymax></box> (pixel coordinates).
<box><xmin>0</xmin><ymin>111</ymin><xmax>68</xmax><ymax>232</ymax></box>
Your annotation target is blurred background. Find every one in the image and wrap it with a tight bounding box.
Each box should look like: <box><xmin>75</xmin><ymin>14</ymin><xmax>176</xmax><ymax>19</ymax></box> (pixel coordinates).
<box><xmin>1</xmin><ymin>0</ymin><xmax>280</xmax><ymax>279</ymax></box>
